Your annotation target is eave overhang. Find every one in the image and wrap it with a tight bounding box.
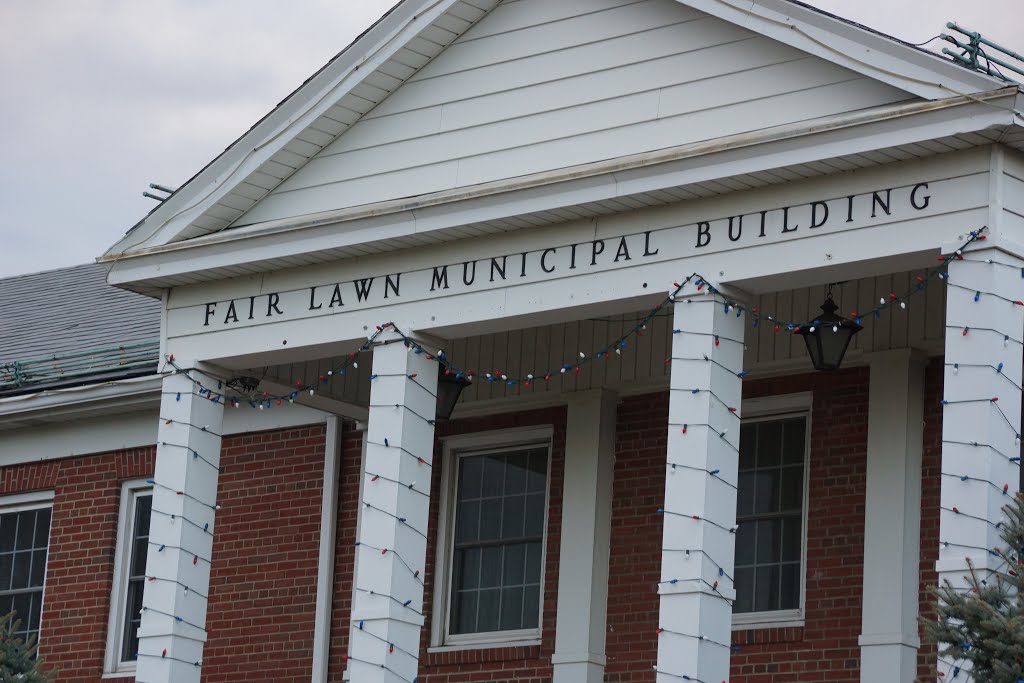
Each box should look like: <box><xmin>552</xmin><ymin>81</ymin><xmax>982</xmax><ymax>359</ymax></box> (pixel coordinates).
<box><xmin>101</xmin><ymin>87</ymin><xmax>1024</xmax><ymax>295</ymax></box>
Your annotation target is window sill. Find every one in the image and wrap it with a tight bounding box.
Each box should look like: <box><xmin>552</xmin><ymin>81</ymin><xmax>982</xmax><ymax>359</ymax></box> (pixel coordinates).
<box><xmin>101</xmin><ymin>670</ymin><xmax>137</xmax><ymax>679</ymax></box>
<box><xmin>732</xmin><ymin>609</ymin><xmax>803</xmax><ymax>631</ymax></box>
<box><xmin>428</xmin><ymin>638</ymin><xmax>542</xmax><ymax>654</ymax></box>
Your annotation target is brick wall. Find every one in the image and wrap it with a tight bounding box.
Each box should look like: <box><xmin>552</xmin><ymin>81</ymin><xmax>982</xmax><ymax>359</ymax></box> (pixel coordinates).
<box><xmin>0</xmin><ymin>423</ymin><xmax>327</xmax><ymax>683</ymax></box>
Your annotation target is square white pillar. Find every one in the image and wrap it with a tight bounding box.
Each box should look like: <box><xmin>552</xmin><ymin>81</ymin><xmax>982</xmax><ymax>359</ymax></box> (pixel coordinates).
<box><xmin>347</xmin><ymin>331</ymin><xmax>438</xmax><ymax>683</ymax></box>
<box><xmin>657</xmin><ymin>289</ymin><xmax>745</xmax><ymax>683</ymax></box>
<box><xmin>936</xmin><ymin>247</ymin><xmax>1024</xmax><ymax>677</ymax></box>
<box><xmin>136</xmin><ymin>363</ymin><xmax>224</xmax><ymax>683</ymax></box>
<box><xmin>860</xmin><ymin>349</ymin><xmax>926</xmax><ymax>683</ymax></box>
<box><xmin>552</xmin><ymin>389</ymin><xmax>617</xmax><ymax>683</ymax></box>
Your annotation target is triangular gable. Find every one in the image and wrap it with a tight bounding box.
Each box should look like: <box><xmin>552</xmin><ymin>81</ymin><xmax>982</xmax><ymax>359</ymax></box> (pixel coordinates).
<box><xmin>103</xmin><ymin>0</ymin><xmax>1005</xmax><ymax>258</ymax></box>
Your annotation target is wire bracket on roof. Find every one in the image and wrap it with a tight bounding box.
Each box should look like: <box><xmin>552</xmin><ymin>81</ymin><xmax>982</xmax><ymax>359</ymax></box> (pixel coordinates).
<box><xmin>942</xmin><ymin>22</ymin><xmax>1024</xmax><ymax>83</ymax></box>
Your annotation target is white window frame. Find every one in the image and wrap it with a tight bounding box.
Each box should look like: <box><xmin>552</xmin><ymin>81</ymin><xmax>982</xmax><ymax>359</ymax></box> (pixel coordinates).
<box><xmin>732</xmin><ymin>392</ymin><xmax>812</xmax><ymax>631</ymax></box>
<box><xmin>103</xmin><ymin>479</ymin><xmax>152</xmax><ymax>677</ymax></box>
<box><xmin>429</xmin><ymin>426</ymin><xmax>554</xmax><ymax>651</ymax></box>
<box><xmin>0</xmin><ymin>490</ymin><xmax>54</xmax><ymax>652</ymax></box>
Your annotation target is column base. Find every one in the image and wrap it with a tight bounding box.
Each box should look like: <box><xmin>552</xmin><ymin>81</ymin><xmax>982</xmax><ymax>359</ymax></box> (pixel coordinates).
<box><xmin>551</xmin><ymin>652</ymin><xmax>607</xmax><ymax>683</ymax></box>
<box><xmin>859</xmin><ymin>634</ymin><xmax>919</xmax><ymax>683</ymax></box>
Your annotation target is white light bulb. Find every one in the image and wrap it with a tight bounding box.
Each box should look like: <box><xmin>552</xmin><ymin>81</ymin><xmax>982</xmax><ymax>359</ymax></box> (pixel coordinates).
<box><xmin>527</xmin><ymin>374</ymin><xmax>534</xmax><ymax>380</ymax></box>
<box><xmin>560</xmin><ymin>367</ymin><xmax>567</xmax><ymax>374</ymax></box>
<box><xmin>353</xmin><ymin>362</ymin><xmax>359</xmax><ymax>369</ymax></box>
<box><xmin>900</xmin><ymin>302</ymin><xmax>906</xmax><ymax>309</ymax></box>
<box><xmin>880</xmin><ymin>297</ymin><xmax>885</xmax><ymax>305</ymax></box>
<box><xmin>309</xmin><ymin>389</ymin><xmax>315</xmax><ymax>396</ymax></box>
<box><xmin>809</xmin><ymin>326</ymin><xmax>816</xmax><ymax>332</ymax></box>
<box><xmin>833</xmin><ymin>325</ymin><xmax>839</xmax><ymax>333</ymax></box>
<box><xmin>579</xmin><ymin>352</ymin><xmax>586</xmax><ymax>359</ymax></box>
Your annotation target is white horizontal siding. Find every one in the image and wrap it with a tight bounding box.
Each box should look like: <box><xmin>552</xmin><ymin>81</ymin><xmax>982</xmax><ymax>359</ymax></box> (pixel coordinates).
<box><xmin>270</xmin><ymin>269</ymin><xmax>947</xmax><ymax>406</ymax></box>
<box><xmin>233</xmin><ymin>0</ymin><xmax>915</xmax><ymax>226</ymax></box>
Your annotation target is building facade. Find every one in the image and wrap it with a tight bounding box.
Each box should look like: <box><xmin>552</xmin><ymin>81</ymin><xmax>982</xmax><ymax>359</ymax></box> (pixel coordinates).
<box><xmin>3</xmin><ymin>0</ymin><xmax>1024</xmax><ymax>682</ymax></box>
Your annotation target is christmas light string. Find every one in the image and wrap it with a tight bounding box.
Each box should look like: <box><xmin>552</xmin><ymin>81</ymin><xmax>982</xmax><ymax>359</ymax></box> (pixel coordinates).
<box><xmin>365</xmin><ymin>470</ymin><xmax>428</xmax><ymax>496</ymax></box>
<box><xmin>366</xmin><ymin>438</ymin><xmax>433</xmax><ymax>467</ymax></box>
<box><xmin>361</xmin><ymin>500</ymin><xmax>428</xmax><ymax>539</ymax></box>
<box><xmin>149</xmin><ymin>541</ymin><xmax>211</xmax><ymax>566</ymax></box>
<box><xmin>663</xmin><ymin>547</ymin><xmax>736</xmax><ymax>583</ymax></box>
<box><xmin>164</xmin><ymin>230</ymin><xmax>988</xmax><ymax>410</ymax></box>
<box><xmin>947</xmin><ymin>362</ymin><xmax>1024</xmax><ymax>393</ymax></box>
<box><xmin>666</xmin><ymin>461</ymin><xmax>736</xmax><ymax>490</ymax></box>
<box><xmin>158</xmin><ymin>441</ymin><xmax>220</xmax><ymax>471</ymax></box>
<box><xmin>353</xmin><ymin>541</ymin><xmax>423</xmax><ymax>584</ymax></box>
<box><xmin>146</xmin><ymin>479</ymin><xmax>220</xmax><ymax>511</ymax></box>
<box><xmin>146</xmin><ymin>575</ymin><xmax>209</xmax><ymax>600</ymax></box>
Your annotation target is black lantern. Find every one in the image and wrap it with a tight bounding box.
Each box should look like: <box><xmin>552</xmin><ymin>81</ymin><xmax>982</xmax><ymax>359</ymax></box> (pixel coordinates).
<box><xmin>435</xmin><ymin>366</ymin><xmax>470</xmax><ymax>421</ymax></box>
<box><xmin>795</xmin><ymin>286</ymin><xmax>862</xmax><ymax>371</ymax></box>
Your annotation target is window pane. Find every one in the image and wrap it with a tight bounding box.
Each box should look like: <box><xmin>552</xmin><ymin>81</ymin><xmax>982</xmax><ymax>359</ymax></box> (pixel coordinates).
<box><xmin>33</xmin><ymin>509</ymin><xmax>51</xmax><ymax>548</ymax></box>
<box><xmin>0</xmin><ymin>553</ymin><xmax>12</xmax><ymax>591</ymax></box>
<box><xmin>0</xmin><ymin>517</ymin><xmax>14</xmax><ymax>553</ymax></box>
<box><xmin>756</xmin><ymin>519</ymin><xmax>780</xmax><ymax>564</ymax></box>
<box><xmin>735</xmin><ymin>522</ymin><xmax>755</xmax><ymax>566</ymax></box>
<box><xmin>524</xmin><ymin>493</ymin><xmax>545</xmax><ymax>537</ymax></box>
<box><xmin>503</xmin><ymin>543</ymin><xmax>526</xmax><ymax>585</ymax></box>
<box><xmin>753</xmin><ymin>470</ymin><xmax>780</xmax><ymax>514</ymax></box>
<box><xmin>780</xmin><ymin>564</ymin><xmax>800</xmax><ymax>610</ymax></box>
<box><xmin>135</xmin><ymin>496</ymin><xmax>152</xmax><ymax>538</ymax></box>
<box><xmin>754</xmin><ymin>565</ymin><xmax>780</xmax><ymax>612</ymax></box>
<box><xmin>11</xmin><ymin>592</ymin><xmax>31</xmax><ymax>631</ymax></box>
<box><xmin>477</xmin><ymin>588</ymin><xmax>500</xmax><ymax>632</ymax></box>
<box><xmin>733</xmin><ymin>567</ymin><xmax>754</xmax><ymax>614</ymax></box>
<box><xmin>454</xmin><ymin>547</ymin><xmax>481</xmax><ymax>590</ymax></box>
<box><xmin>527</xmin><ymin>450</ymin><xmax>547</xmax><ymax>492</ymax></box>
<box><xmin>780</xmin><ymin>467</ymin><xmax>803</xmax><ymax>512</ymax></box>
<box><xmin>29</xmin><ymin>550</ymin><xmax>46</xmax><ymax>588</ymax></box>
<box><xmin>505</xmin><ymin>454</ymin><xmax>528</xmax><ymax>494</ymax></box>
<box><xmin>481</xmin><ymin>456</ymin><xmax>505</xmax><ymax>497</ymax></box>
<box><xmin>782</xmin><ymin>516</ymin><xmax>802</xmax><ymax>563</ymax></box>
<box><xmin>479</xmin><ymin>499</ymin><xmax>502</xmax><ymax>541</ymax></box>
<box><xmin>451</xmin><ymin>590</ymin><xmax>478</xmax><ymax>635</ymax></box>
<box><xmin>500</xmin><ymin>587</ymin><xmax>524</xmax><ymax>631</ymax></box>
<box><xmin>11</xmin><ymin>551</ymin><xmax>32</xmax><ymax>590</ymax></box>
<box><xmin>502</xmin><ymin>495</ymin><xmax>525</xmax><ymax>538</ymax></box>
<box><xmin>522</xmin><ymin>585</ymin><xmax>540</xmax><ymax>629</ymax></box>
<box><xmin>737</xmin><ymin>472</ymin><xmax>755</xmax><ymax>517</ymax></box>
<box><xmin>525</xmin><ymin>541</ymin><xmax>543</xmax><ymax>584</ymax></box>
<box><xmin>739</xmin><ymin>425</ymin><xmax>757</xmax><ymax>471</ymax></box>
<box><xmin>455</xmin><ymin>500</ymin><xmax>480</xmax><ymax>543</ymax></box>
<box><xmin>459</xmin><ymin>457</ymin><xmax>483</xmax><ymax>499</ymax></box>
<box><xmin>479</xmin><ymin>546</ymin><xmax>502</xmax><ymax>589</ymax></box>
<box><xmin>757</xmin><ymin>422</ymin><xmax>782</xmax><ymax>467</ymax></box>
<box><xmin>782</xmin><ymin>419</ymin><xmax>806</xmax><ymax>464</ymax></box>
<box><xmin>14</xmin><ymin>513</ymin><xmax>34</xmax><ymax>550</ymax></box>
<box><xmin>122</xmin><ymin>579</ymin><xmax>145</xmax><ymax>661</ymax></box>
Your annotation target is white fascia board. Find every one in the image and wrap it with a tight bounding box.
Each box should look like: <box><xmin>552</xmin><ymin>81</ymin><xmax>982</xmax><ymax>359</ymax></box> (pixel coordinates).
<box><xmin>675</xmin><ymin>0</ymin><xmax>1004</xmax><ymax>100</ymax></box>
<box><xmin>102</xmin><ymin>0</ymin><xmax>462</xmax><ymax>258</ymax></box>
<box><xmin>105</xmin><ymin>89</ymin><xmax>1020</xmax><ymax>291</ymax></box>
<box><xmin>0</xmin><ymin>375</ymin><xmax>164</xmax><ymax>423</ymax></box>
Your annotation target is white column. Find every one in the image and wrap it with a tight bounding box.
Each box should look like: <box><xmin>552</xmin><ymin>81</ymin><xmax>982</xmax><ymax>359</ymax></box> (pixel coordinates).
<box><xmin>136</xmin><ymin>363</ymin><xmax>224</xmax><ymax>683</ymax></box>
<box><xmin>657</xmin><ymin>290</ymin><xmax>745</xmax><ymax>683</ymax></box>
<box><xmin>937</xmin><ymin>247</ymin><xmax>1024</xmax><ymax>676</ymax></box>
<box><xmin>552</xmin><ymin>389</ymin><xmax>617</xmax><ymax>683</ymax></box>
<box><xmin>860</xmin><ymin>349</ymin><xmax>926</xmax><ymax>683</ymax></box>
<box><xmin>348</xmin><ymin>331</ymin><xmax>438</xmax><ymax>683</ymax></box>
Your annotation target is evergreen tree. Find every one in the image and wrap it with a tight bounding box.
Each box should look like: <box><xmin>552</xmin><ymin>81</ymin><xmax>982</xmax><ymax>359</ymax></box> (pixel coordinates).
<box><xmin>0</xmin><ymin>610</ymin><xmax>49</xmax><ymax>683</ymax></box>
<box><xmin>925</xmin><ymin>492</ymin><xmax>1024</xmax><ymax>682</ymax></box>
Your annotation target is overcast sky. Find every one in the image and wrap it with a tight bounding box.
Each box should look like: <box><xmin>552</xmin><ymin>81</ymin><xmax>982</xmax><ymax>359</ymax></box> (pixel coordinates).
<box><xmin>0</xmin><ymin>0</ymin><xmax>1021</xmax><ymax>278</ymax></box>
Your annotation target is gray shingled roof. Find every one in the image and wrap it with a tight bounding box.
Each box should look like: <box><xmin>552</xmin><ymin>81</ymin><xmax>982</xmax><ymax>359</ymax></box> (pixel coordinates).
<box><xmin>0</xmin><ymin>264</ymin><xmax>160</xmax><ymax>394</ymax></box>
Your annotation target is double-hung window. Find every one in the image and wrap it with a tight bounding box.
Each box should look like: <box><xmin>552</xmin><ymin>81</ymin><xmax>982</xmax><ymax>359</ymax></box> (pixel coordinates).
<box><xmin>733</xmin><ymin>396</ymin><xmax>810</xmax><ymax>627</ymax></box>
<box><xmin>432</xmin><ymin>427</ymin><xmax>552</xmax><ymax>648</ymax></box>
<box><xmin>0</xmin><ymin>493</ymin><xmax>53</xmax><ymax>647</ymax></box>
<box><xmin>104</xmin><ymin>480</ymin><xmax>152</xmax><ymax>674</ymax></box>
